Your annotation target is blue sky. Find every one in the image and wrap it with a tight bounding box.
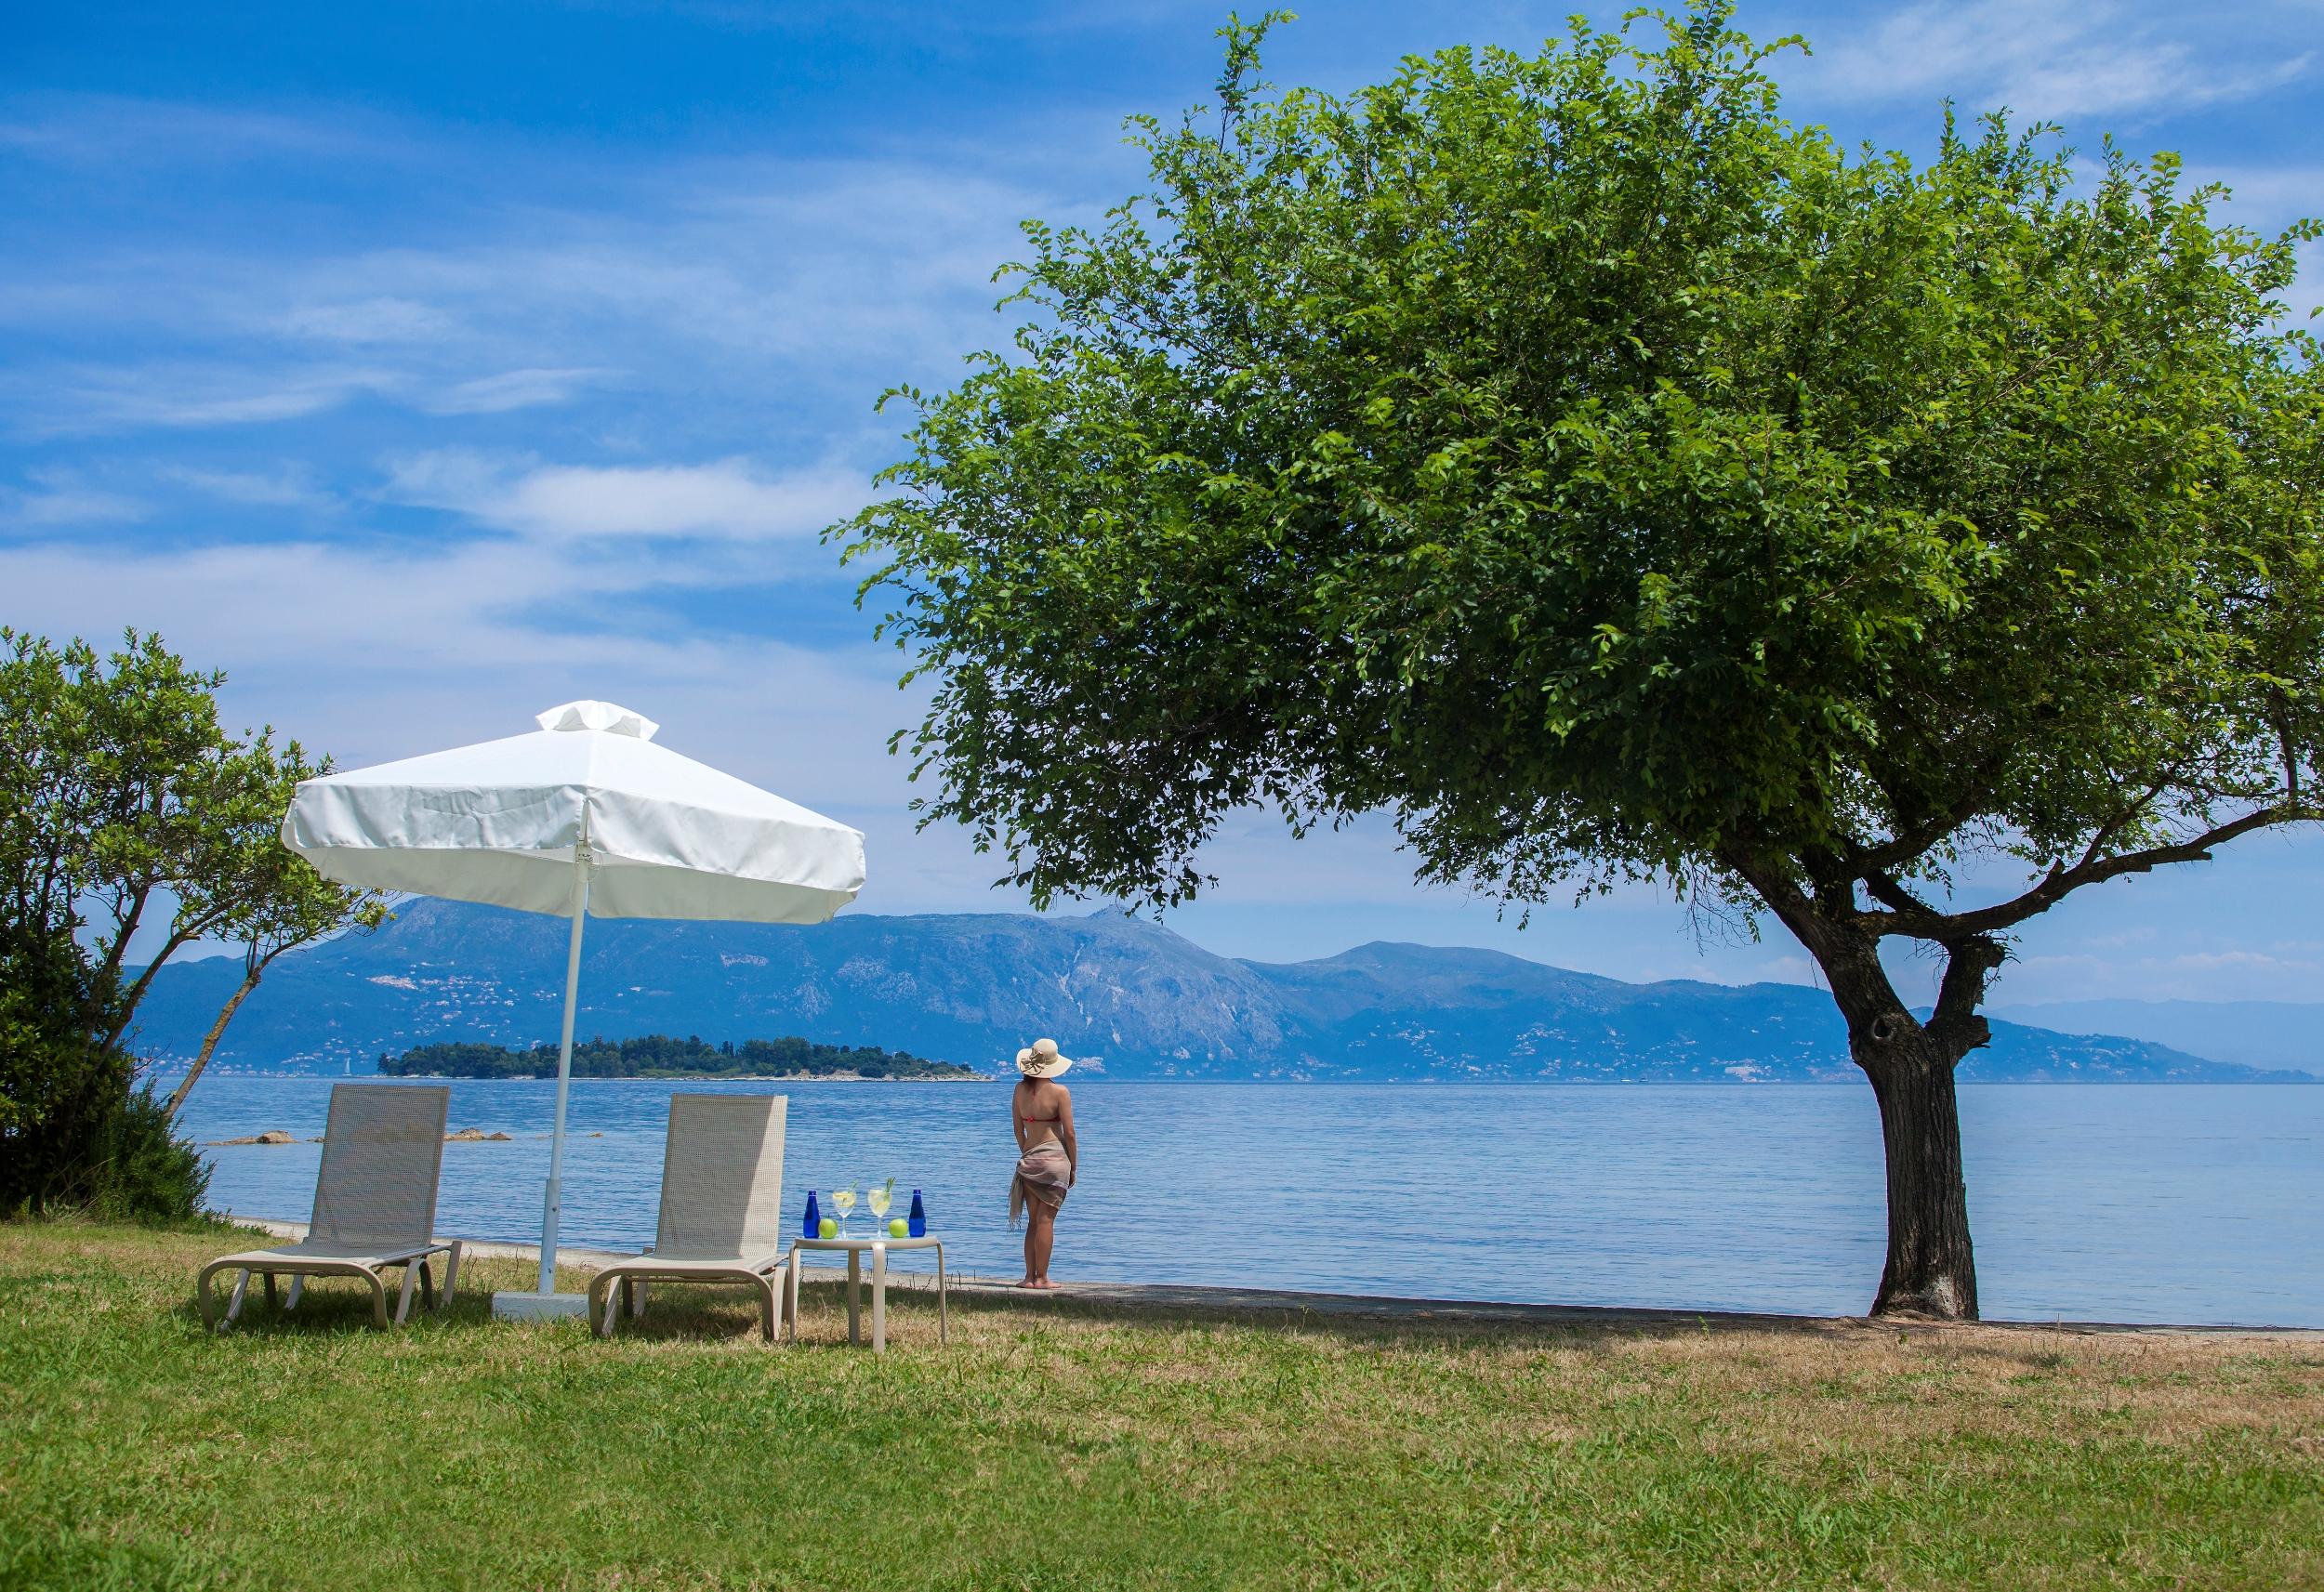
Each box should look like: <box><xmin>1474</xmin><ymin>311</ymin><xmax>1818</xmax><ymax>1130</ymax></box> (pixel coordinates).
<box><xmin>7</xmin><ymin>1</ymin><xmax>2323</xmax><ymax>1005</ymax></box>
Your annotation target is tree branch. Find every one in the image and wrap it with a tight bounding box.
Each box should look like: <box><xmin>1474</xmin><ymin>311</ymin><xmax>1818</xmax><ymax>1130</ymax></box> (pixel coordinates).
<box><xmin>1857</xmin><ymin>867</ymin><xmax>1936</xmax><ymax>919</ymax></box>
<box><xmin>2068</xmin><ymin>777</ymin><xmax>2172</xmax><ymax>875</ymax></box>
<box><xmin>1861</xmin><ymin>805</ymin><xmax>2301</xmax><ymax>941</ymax></box>
<box><xmin>93</xmin><ymin>883</ymin><xmax>152</xmax><ymax>992</ymax></box>
<box><xmin>103</xmin><ymin>914</ymin><xmax>222</xmax><ymax>1050</ymax></box>
<box><xmin>1924</xmin><ymin>934</ymin><xmax>2004</xmax><ymax>1063</ymax></box>
<box><xmin>1854</xmin><ymin>783</ymin><xmax>1992</xmax><ymax>875</ymax></box>
<box><xmin>1723</xmin><ymin>846</ymin><xmax>1914</xmax><ymax>1032</ymax></box>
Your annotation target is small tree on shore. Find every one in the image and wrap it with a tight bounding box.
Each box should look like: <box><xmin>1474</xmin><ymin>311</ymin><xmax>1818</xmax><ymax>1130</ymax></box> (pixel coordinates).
<box><xmin>837</xmin><ymin>7</ymin><xmax>2324</xmax><ymax>1317</ymax></box>
<box><xmin>0</xmin><ymin>628</ymin><xmax>378</xmax><ymax>1212</ymax></box>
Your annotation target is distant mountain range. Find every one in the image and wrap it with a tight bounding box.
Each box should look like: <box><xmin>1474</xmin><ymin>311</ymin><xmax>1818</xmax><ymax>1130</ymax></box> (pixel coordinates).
<box><xmin>124</xmin><ymin>899</ymin><xmax>2310</xmax><ymax>1084</ymax></box>
<box><xmin>1992</xmin><ymin>999</ymin><xmax>2324</xmax><ymax>1075</ymax></box>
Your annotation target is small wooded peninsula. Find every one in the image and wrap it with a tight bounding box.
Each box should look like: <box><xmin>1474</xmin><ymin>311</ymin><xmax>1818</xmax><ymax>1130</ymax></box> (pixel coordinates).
<box><xmin>378</xmin><ymin>1034</ymin><xmax>984</xmax><ymax>1081</ymax></box>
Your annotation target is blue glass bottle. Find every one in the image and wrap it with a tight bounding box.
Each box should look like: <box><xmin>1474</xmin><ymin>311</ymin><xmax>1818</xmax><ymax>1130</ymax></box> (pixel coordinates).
<box><xmin>907</xmin><ymin>1188</ymin><xmax>927</xmax><ymax>1238</ymax></box>
<box><xmin>802</xmin><ymin>1189</ymin><xmax>821</xmax><ymax>1240</ymax></box>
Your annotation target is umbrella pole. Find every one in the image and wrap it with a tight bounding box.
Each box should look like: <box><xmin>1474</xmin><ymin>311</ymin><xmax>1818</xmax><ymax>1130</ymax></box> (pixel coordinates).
<box><xmin>536</xmin><ymin>855</ymin><xmax>589</xmax><ymax>1296</ymax></box>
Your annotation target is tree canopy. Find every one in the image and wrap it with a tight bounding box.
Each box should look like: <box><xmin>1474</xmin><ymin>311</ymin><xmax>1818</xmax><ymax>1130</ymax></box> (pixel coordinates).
<box><xmin>0</xmin><ymin>629</ymin><xmax>381</xmax><ymax>1212</ymax></box>
<box><xmin>837</xmin><ymin>5</ymin><xmax>2324</xmax><ymax>1317</ymax></box>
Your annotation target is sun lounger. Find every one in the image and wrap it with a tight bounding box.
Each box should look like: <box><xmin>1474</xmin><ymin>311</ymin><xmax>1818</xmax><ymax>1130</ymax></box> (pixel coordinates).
<box><xmin>588</xmin><ymin>1093</ymin><xmax>790</xmax><ymax>1342</ymax></box>
<box><xmin>198</xmin><ymin>1083</ymin><xmax>462</xmax><ymax>1331</ymax></box>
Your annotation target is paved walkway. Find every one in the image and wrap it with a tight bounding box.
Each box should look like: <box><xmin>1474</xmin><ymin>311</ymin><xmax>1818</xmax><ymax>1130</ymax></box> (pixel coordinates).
<box><xmin>235</xmin><ymin>1217</ymin><xmax>2322</xmax><ymax>1339</ymax></box>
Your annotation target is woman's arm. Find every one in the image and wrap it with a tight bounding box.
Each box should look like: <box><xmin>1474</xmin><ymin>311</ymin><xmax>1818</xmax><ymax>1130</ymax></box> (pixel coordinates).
<box><xmin>1012</xmin><ymin>1084</ymin><xmax>1028</xmax><ymax>1152</ymax></box>
<box><xmin>1058</xmin><ymin>1087</ymin><xmax>1077</xmax><ymax>1185</ymax></box>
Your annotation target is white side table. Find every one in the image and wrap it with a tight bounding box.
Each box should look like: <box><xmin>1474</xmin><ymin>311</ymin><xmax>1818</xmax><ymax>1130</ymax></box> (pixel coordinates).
<box><xmin>786</xmin><ymin>1234</ymin><xmax>946</xmax><ymax>1353</ymax></box>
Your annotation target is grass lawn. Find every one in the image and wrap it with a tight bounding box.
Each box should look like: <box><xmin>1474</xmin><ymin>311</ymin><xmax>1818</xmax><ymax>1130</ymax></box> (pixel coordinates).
<box><xmin>2</xmin><ymin>1221</ymin><xmax>2319</xmax><ymax>1590</ymax></box>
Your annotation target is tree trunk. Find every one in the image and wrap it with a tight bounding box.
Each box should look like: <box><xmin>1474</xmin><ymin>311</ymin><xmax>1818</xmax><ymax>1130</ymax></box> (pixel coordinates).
<box><xmin>1858</xmin><ymin>1032</ymin><xmax>1978</xmax><ymax>1320</ymax></box>
<box><xmin>1710</xmin><ymin>851</ymin><xmax>1986</xmax><ymax>1322</ymax></box>
<box><xmin>165</xmin><ymin>967</ymin><xmax>261</xmax><ymax>1119</ymax></box>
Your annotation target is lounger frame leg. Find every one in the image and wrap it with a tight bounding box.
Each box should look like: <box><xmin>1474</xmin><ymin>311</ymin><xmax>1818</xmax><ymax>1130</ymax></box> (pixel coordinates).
<box><xmin>588</xmin><ymin>1265</ymin><xmax>790</xmax><ymax>1343</ymax></box>
<box><xmin>935</xmin><ymin>1242</ymin><xmax>947</xmax><ymax>1347</ymax></box>
<box><xmin>199</xmin><ymin>1248</ymin><xmax>457</xmax><ymax>1333</ymax></box>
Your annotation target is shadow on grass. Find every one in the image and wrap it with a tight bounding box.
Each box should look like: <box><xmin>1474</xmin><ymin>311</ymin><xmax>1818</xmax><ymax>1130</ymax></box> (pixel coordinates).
<box><xmin>179</xmin><ymin>1256</ymin><xmax>817</xmax><ymax>1346</ymax></box>
<box><xmin>937</xmin><ymin>1278</ymin><xmax>1861</xmax><ymax>1346</ymax></box>
<box><xmin>171</xmin><ymin>1249</ymin><xmax>2315</xmax><ymax>1364</ymax></box>
<box><xmin>168</xmin><ymin>1254</ymin><xmax>593</xmax><ymax>1338</ymax></box>
<box><xmin>915</xmin><ymin>1276</ymin><xmax>2254</xmax><ymax>1364</ymax></box>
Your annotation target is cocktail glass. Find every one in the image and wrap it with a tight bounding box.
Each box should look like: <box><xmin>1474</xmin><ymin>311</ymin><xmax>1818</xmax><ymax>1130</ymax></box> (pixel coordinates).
<box><xmin>830</xmin><ymin>1185</ymin><xmax>857</xmax><ymax>1238</ymax></box>
<box><xmin>866</xmin><ymin>1180</ymin><xmax>893</xmax><ymax>1227</ymax></box>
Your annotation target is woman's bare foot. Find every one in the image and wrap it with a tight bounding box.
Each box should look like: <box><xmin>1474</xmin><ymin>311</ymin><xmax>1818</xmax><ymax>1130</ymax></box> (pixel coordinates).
<box><xmin>1025</xmin><ymin>1279</ymin><xmax>1060</xmax><ymax>1290</ymax></box>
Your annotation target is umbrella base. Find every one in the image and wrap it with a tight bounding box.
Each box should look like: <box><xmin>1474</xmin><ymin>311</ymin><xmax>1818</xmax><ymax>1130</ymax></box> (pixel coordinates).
<box><xmin>492</xmin><ymin>1290</ymin><xmax>589</xmax><ymax>1320</ymax></box>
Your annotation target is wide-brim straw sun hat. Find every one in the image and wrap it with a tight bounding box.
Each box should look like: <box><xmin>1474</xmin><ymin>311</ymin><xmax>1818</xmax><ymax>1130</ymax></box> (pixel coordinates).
<box><xmin>1016</xmin><ymin>1037</ymin><xmax>1073</xmax><ymax>1078</ymax></box>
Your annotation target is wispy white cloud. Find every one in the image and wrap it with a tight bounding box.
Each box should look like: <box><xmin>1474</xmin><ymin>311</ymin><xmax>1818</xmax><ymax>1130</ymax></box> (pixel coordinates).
<box><xmin>422</xmin><ymin>367</ymin><xmax>619</xmax><ymax>415</ymax></box>
<box><xmin>0</xmin><ymin>530</ymin><xmax>1012</xmax><ymax>911</ymax></box>
<box><xmin>0</xmin><ymin>467</ymin><xmax>149</xmax><ymax>527</ymax></box>
<box><xmin>1996</xmin><ymin>943</ymin><xmax>2324</xmax><ymax>1004</ymax></box>
<box><xmin>380</xmin><ymin>449</ymin><xmax>869</xmax><ymax>541</ymax></box>
<box><xmin>277</xmin><ymin>296</ymin><xmax>458</xmax><ymax>344</ymax></box>
<box><xmin>160</xmin><ymin>463</ymin><xmax>338</xmax><ymax>512</ymax></box>
<box><xmin>1800</xmin><ymin>1</ymin><xmax>2315</xmax><ymax>121</ymax></box>
<box><xmin>33</xmin><ymin>364</ymin><xmax>403</xmax><ymax>433</ymax></box>
<box><xmin>0</xmin><ymin>150</ymin><xmax>1067</xmax><ymax>443</ymax></box>
<box><xmin>0</xmin><ymin>94</ymin><xmax>403</xmax><ymax>167</ymax></box>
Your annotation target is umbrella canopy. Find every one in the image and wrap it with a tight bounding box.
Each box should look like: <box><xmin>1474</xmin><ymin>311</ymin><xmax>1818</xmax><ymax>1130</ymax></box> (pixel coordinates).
<box><xmin>284</xmin><ymin>698</ymin><xmax>863</xmax><ymax>922</ymax></box>
<box><xmin>281</xmin><ymin>700</ymin><xmax>865</xmax><ymax>1310</ymax></box>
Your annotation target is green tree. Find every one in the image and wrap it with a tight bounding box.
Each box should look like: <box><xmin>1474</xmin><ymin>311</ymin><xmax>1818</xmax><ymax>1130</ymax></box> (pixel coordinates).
<box><xmin>837</xmin><ymin>8</ymin><xmax>2324</xmax><ymax>1317</ymax></box>
<box><xmin>0</xmin><ymin>630</ymin><xmax>225</xmax><ymax>1023</ymax></box>
<box><xmin>0</xmin><ymin>629</ymin><xmax>379</xmax><ymax>1212</ymax></box>
<box><xmin>2</xmin><ymin>630</ymin><xmax>224</xmax><ymax>1210</ymax></box>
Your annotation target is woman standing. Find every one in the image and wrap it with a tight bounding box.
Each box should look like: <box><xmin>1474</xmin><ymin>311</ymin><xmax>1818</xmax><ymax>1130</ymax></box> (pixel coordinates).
<box><xmin>1009</xmin><ymin>1037</ymin><xmax>1076</xmax><ymax>1289</ymax></box>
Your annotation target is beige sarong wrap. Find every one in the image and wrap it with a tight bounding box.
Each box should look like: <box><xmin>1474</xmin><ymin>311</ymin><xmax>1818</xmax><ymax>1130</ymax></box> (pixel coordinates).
<box><xmin>1010</xmin><ymin>1140</ymin><xmax>1071</xmax><ymax>1229</ymax></box>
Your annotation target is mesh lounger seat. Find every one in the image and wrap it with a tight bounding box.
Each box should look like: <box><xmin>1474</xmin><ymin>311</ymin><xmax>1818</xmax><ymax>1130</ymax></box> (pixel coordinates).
<box><xmin>198</xmin><ymin>1083</ymin><xmax>462</xmax><ymax>1331</ymax></box>
<box><xmin>588</xmin><ymin>1093</ymin><xmax>791</xmax><ymax>1342</ymax></box>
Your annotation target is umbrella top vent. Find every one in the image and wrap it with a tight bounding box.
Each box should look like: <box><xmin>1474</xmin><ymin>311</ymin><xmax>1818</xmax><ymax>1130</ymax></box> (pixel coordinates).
<box><xmin>535</xmin><ymin>700</ymin><xmax>658</xmax><ymax>739</ymax></box>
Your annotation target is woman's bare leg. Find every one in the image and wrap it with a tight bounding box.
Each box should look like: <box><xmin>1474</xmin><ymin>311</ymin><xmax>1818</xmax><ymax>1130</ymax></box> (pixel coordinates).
<box><xmin>1027</xmin><ymin>1204</ymin><xmax>1058</xmax><ymax>1287</ymax></box>
<box><xmin>1021</xmin><ymin>1215</ymin><xmax>1038</xmax><ymax>1285</ymax></box>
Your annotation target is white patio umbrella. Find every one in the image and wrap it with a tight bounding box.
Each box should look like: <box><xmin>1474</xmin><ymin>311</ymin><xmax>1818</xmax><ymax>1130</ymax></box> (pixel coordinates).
<box><xmin>281</xmin><ymin>699</ymin><xmax>865</xmax><ymax>1317</ymax></box>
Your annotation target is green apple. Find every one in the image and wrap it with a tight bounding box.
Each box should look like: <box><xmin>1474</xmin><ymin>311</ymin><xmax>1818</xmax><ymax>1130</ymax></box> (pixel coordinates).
<box><xmin>818</xmin><ymin>1217</ymin><xmax>837</xmax><ymax>1239</ymax></box>
<box><xmin>889</xmin><ymin>1217</ymin><xmax>908</xmax><ymax>1239</ymax></box>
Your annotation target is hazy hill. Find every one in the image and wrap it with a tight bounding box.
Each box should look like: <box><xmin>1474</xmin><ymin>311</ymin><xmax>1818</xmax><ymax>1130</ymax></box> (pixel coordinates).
<box><xmin>1993</xmin><ymin>999</ymin><xmax>2324</xmax><ymax>1074</ymax></box>
<box><xmin>126</xmin><ymin>899</ymin><xmax>2306</xmax><ymax>1084</ymax></box>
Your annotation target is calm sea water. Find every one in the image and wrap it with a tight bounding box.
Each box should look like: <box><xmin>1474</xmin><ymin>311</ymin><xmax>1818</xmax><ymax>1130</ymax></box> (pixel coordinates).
<box><xmin>171</xmin><ymin>1078</ymin><xmax>2324</xmax><ymax>1327</ymax></box>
